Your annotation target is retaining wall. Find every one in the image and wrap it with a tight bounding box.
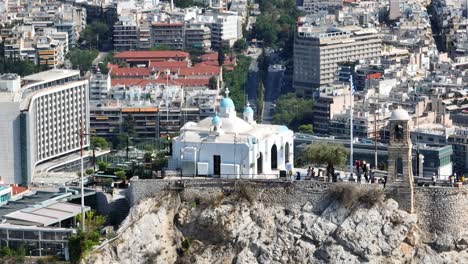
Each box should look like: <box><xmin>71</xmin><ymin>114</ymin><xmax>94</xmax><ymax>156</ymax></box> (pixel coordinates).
<box><xmin>127</xmin><ymin>178</ymin><xmax>468</xmax><ymax>236</ymax></box>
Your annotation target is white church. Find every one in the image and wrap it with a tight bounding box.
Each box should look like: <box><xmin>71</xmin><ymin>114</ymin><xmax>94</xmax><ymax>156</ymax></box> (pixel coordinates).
<box><xmin>170</xmin><ymin>89</ymin><xmax>294</xmax><ymax>179</ymax></box>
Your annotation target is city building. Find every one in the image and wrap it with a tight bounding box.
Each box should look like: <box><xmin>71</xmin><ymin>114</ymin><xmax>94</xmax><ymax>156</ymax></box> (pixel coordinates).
<box><xmin>293</xmin><ymin>24</ymin><xmax>382</xmax><ymax>97</ymax></box>
<box><xmin>312</xmin><ymin>84</ymin><xmax>351</xmax><ymax>135</ymax></box>
<box><xmin>0</xmin><ymin>70</ymin><xmax>89</xmax><ymax>184</ymax></box>
<box><xmin>89</xmin><ymin>72</ymin><xmax>111</xmax><ymax>101</ymax></box>
<box><xmin>170</xmin><ymin>90</ymin><xmax>294</xmax><ymax>178</ymax></box>
<box><xmin>185</xmin><ymin>22</ymin><xmax>212</xmax><ymax>51</ymax></box>
<box><xmin>151</xmin><ymin>22</ymin><xmax>185</xmax><ymax>50</ymax></box>
<box><xmin>113</xmin><ymin>16</ymin><xmax>139</xmax><ymax>51</ymax></box>
<box><xmin>211</xmin><ymin>12</ymin><xmax>242</xmax><ymax>49</ymax></box>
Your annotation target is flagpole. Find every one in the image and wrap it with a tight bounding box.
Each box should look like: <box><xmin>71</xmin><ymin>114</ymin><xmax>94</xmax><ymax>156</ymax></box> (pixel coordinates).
<box><xmin>349</xmin><ymin>75</ymin><xmax>354</xmax><ymax>178</ymax></box>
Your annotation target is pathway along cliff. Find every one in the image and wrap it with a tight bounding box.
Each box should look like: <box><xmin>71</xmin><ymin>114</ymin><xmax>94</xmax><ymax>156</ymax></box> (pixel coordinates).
<box><xmin>86</xmin><ymin>183</ymin><xmax>468</xmax><ymax>264</ymax></box>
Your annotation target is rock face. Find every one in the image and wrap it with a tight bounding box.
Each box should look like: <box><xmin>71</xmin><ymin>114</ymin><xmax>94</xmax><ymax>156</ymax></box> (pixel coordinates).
<box><xmin>86</xmin><ymin>186</ymin><xmax>468</xmax><ymax>264</ymax></box>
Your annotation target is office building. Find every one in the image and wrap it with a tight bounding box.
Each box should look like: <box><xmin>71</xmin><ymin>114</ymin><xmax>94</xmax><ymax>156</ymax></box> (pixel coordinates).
<box><xmin>293</xmin><ymin>25</ymin><xmax>382</xmax><ymax>97</ymax></box>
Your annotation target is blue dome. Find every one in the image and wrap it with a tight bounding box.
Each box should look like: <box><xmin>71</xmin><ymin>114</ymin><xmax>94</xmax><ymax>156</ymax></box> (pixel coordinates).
<box><xmin>243</xmin><ymin>106</ymin><xmax>254</xmax><ymax>113</ymax></box>
<box><xmin>211</xmin><ymin>114</ymin><xmax>221</xmax><ymax>125</ymax></box>
<box><xmin>220</xmin><ymin>97</ymin><xmax>235</xmax><ymax>109</ymax></box>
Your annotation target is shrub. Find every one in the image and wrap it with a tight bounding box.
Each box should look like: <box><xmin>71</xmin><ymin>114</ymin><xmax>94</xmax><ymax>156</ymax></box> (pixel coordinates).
<box><xmin>329</xmin><ymin>184</ymin><xmax>384</xmax><ymax>209</ymax></box>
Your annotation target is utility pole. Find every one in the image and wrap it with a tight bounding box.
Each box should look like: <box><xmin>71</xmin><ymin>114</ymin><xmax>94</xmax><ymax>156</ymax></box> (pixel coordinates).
<box><xmin>374</xmin><ymin>108</ymin><xmax>378</xmax><ymax>169</ymax></box>
<box><xmin>79</xmin><ymin>116</ymin><xmax>86</xmax><ymax>232</ymax></box>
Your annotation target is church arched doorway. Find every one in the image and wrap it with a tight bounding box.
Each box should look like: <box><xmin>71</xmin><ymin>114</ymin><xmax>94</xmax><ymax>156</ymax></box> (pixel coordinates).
<box><xmin>284</xmin><ymin>142</ymin><xmax>290</xmax><ymax>165</ymax></box>
<box><xmin>271</xmin><ymin>144</ymin><xmax>278</xmax><ymax>170</ymax></box>
<box><xmin>257</xmin><ymin>153</ymin><xmax>263</xmax><ymax>174</ymax></box>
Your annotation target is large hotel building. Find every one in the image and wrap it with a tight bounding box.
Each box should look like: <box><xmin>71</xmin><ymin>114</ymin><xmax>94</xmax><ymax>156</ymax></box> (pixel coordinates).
<box><xmin>293</xmin><ymin>24</ymin><xmax>382</xmax><ymax>97</ymax></box>
<box><xmin>0</xmin><ymin>70</ymin><xmax>89</xmax><ymax>184</ymax></box>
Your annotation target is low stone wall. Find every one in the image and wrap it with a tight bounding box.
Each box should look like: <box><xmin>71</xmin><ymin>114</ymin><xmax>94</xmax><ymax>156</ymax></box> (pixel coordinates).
<box><xmin>413</xmin><ymin>186</ymin><xmax>468</xmax><ymax>236</ymax></box>
<box><xmin>127</xmin><ymin>178</ymin><xmax>468</xmax><ymax>236</ymax></box>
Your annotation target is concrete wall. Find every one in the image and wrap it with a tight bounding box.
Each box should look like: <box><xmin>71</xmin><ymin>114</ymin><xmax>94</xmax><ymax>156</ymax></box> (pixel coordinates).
<box><xmin>0</xmin><ymin>102</ymin><xmax>22</xmax><ymax>184</ymax></box>
<box><xmin>127</xmin><ymin>179</ymin><xmax>468</xmax><ymax>236</ymax></box>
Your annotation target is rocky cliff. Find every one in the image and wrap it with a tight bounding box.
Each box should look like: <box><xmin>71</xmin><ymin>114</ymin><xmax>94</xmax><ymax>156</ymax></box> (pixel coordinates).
<box><xmin>86</xmin><ymin>184</ymin><xmax>468</xmax><ymax>264</ymax></box>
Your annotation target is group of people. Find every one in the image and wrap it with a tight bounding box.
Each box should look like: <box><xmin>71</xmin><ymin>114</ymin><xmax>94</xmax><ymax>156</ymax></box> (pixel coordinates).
<box><xmin>355</xmin><ymin>160</ymin><xmax>379</xmax><ymax>184</ymax></box>
<box><xmin>447</xmin><ymin>173</ymin><xmax>466</xmax><ymax>187</ymax></box>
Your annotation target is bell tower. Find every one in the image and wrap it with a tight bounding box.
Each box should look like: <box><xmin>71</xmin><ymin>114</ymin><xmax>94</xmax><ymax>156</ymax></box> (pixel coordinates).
<box><xmin>388</xmin><ymin>107</ymin><xmax>414</xmax><ymax>213</ymax></box>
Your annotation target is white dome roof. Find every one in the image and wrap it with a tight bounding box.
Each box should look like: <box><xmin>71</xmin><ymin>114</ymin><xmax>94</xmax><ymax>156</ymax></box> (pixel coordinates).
<box><xmin>195</xmin><ymin>115</ymin><xmax>253</xmax><ymax>133</ymax></box>
<box><xmin>390</xmin><ymin>108</ymin><xmax>410</xmax><ymax>121</ymax></box>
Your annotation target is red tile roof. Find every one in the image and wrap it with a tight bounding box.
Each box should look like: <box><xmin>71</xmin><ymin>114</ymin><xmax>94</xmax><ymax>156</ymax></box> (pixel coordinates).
<box><xmin>179</xmin><ymin>65</ymin><xmax>220</xmax><ymax>76</ymax></box>
<box><xmin>11</xmin><ymin>185</ymin><xmax>28</xmax><ymax>196</ymax></box>
<box><xmin>111</xmin><ymin>78</ymin><xmax>210</xmax><ymax>88</ymax></box>
<box><xmin>111</xmin><ymin>79</ymin><xmax>153</xmax><ymax>87</ymax></box>
<box><xmin>111</xmin><ymin>67</ymin><xmax>152</xmax><ymax>77</ymax></box>
<box><xmin>114</xmin><ymin>51</ymin><xmax>189</xmax><ymax>60</ymax></box>
<box><xmin>149</xmin><ymin>60</ymin><xmax>189</xmax><ymax>69</ymax></box>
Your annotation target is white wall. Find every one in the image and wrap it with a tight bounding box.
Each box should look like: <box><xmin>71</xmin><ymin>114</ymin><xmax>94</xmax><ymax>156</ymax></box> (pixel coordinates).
<box><xmin>0</xmin><ymin>102</ymin><xmax>22</xmax><ymax>184</ymax></box>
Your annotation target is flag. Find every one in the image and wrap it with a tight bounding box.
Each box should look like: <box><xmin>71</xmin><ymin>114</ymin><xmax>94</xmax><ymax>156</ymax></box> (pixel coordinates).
<box><xmin>349</xmin><ymin>75</ymin><xmax>355</xmax><ymax>95</ymax></box>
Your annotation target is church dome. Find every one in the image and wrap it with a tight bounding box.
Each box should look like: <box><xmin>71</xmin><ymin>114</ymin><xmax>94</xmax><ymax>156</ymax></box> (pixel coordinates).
<box><xmin>220</xmin><ymin>97</ymin><xmax>235</xmax><ymax>109</ymax></box>
<box><xmin>211</xmin><ymin>114</ymin><xmax>221</xmax><ymax>126</ymax></box>
<box><xmin>243</xmin><ymin>105</ymin><xmax>254</xmax><ymax>113</ymax></box>
<box><xmin>390</xmin><ymin>108</ymin><xmax>410</xmax><ymax>121</ymax></box>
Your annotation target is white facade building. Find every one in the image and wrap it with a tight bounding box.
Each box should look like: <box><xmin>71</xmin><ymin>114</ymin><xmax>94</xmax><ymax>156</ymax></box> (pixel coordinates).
<box><xmin>211</xmin><ymin>12</ymin><xmax>242</xmax><ymax>49</ymax></box>
<box><xmin>0</xmin><ymin>70</ymin><xmax>89</xmax><ymax>184</ymax></box>
<box><xmin>170</xmin><ymin>89</ymin><xmax>294</xmax><ymax>179</ymax></box>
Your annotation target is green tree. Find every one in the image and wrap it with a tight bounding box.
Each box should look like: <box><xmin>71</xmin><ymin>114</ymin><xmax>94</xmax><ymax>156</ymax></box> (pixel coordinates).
<box><xmin>152</xmin><ymin>152</ymin><xmax>168</xmax><ymax>171</ymax></box>
<box><xmin>208</xmin><ymin>76</ymin><xmax>218</xmax><ymax>90</ymax></box>
<box><xmin>234</xmin><ymin>39</ymin><xmax>248</xmax><ymax>53</ymax></box>
<box><xmin>272</xmin><ymin>93</ymin><xmax>314</xmax><ymax>131</ymax></box>
<box><xmin>79</xmin><ymin>21</ymin><xmax>110</xmax><ymax>50</ymax></box>
<box><xmin>256</xmin><ymin>81</ymin><xmax>265</xmax><ymax>122</ymax></box>
<box><xmin>218</xmin><ymin>47</ymin><xmax>225</xmax><ymax>67</ymax></box>
<box><xmin>91</xmin><ymin>136</ymin><xmax>109</xmax><ymax>149</ymax></box>
<box><xmin>111</xmin><ymin>133</ymin><xmax>130</xmax><ymax>150</ymax></box>
<box><xmin>144</xmin><ymin>152</ymin><xmax>153</xmax><ymax>163</ymax></box>
<box><xmin>223</xmin><ymin>56</ymin><xmax>252</xmax><ymax>111</ymax></box>
<box><xmin>298</xmin><ymin>124</ymin><xmax>313</xmax><ymax>134</ymax></box>
<box><xmin>122</xmin><ymin>115</ymin><xmax>137</xmax><ymax>138</ymax></box>
<box><xmin>115</xmin><ymin>170</ymin><xmax>126</xmax><ymax>182</ymax></box>
<box><xmin>67</xmin><ymin>49</ymin><xmax>99</xmax><ymax>72</ymax></box>
<box><xmin>174</xmin><ymin>0</ymin><xmax>194</xmax><ymax>8</ymax></box>
<box><xmin>69</xmin><ymin>210</ymin><xmax>106</xmax><ymax>263</ymax></box>
<box><xmin>0</xmin><ymin>57</ymin><xmax>39</xmax><ymax>76</ymax></box>
<box><xmin>302</xmin><ymin>143</ymin><xmax>348</xmax><ymax>177</ymax></box>
<box><xmin>85</xmin><ymin>168</ymin><xmax>94</xmax><ymax>175</ymax></box>
<box><xmin>1</xmin><ymin>246</ymin><xmax>13</xmax><ymax>257</ymax></box>
<box><xmin>97</xmin><ymin>161</ymin><xmax>109</xmax><ymax>172</ymax></box>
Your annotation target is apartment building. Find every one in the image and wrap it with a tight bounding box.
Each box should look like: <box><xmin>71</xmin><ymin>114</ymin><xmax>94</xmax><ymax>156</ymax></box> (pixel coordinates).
<box><xmin>185</xmin><ymin>23</ymin><xmax>211</xmax><ymax>51</ymax></box>
<box><xmin>293</xmin><ymin>25</ymin><xmax>382</xmax><ymax>97</ymax></box>
<box><xmin>3</xmin><ymin>26</ymin><xmax>68</xmax><ymax>68</ymax></box>
<box><xmin>89</xmin><ymin>72</ymin><xmax>111</xmax><ymax>101</ymax></box>
<box><xmin>312</xmin><ymin>84</ymin><xmax>351</xmax><ymax>135</ymax></box>
<box><xmin>300</xmin><ymin>0</ymin><xmax>343</xmax><ymax>15</ymax></box>
<box><xmin>114</xmin><ymin>17</ymin><xmax>139</xmax><ymax>51</ymax></box>
<box><xmin>0</xmin><ymin>70</ymin><xmax>89</xmax><ymax>184</ymax></box>
<box><xmin>211</xmin><ymin>12</ymin><xmax>241</xmax><ymax>49</ymax></box>
<box><xmin>151</xmin><ymin>22</ymin><xmax>185</xmax><ymax>50</ymax></box>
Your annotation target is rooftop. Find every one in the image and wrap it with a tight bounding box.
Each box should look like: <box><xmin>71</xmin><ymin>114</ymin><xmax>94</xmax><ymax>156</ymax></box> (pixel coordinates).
<box><xmin>22</xmin><ymin>69</ymin><xmax>80</xmax><ymax>83</ymax></box>
<box><xmin>114</xmin><ymin>51</ymin><xmax>189</xmax><ymax>60</ymax></box>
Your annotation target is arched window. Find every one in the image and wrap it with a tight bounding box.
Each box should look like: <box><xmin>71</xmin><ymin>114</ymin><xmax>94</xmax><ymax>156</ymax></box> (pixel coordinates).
<box><xmin>271</xmin><ymin>144</ymin><xmax>278</xmax><ymax>170</ymax></box>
